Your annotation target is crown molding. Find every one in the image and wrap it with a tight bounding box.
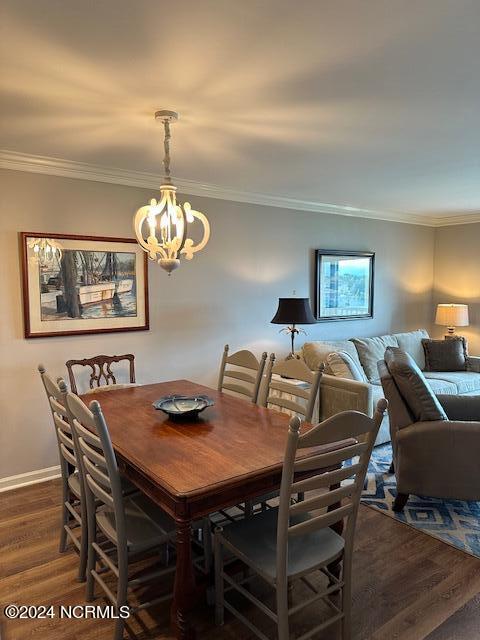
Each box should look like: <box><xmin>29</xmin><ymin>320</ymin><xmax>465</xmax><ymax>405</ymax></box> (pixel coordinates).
<box><xmin>431</xmin><ymin>212</ymin><xmax>480</xmax><ymax>227</ymax></box>
<box><xmin>2</xmin><ymin>149</ymin><xmax>477</xmax><ymax>227</ymax></box>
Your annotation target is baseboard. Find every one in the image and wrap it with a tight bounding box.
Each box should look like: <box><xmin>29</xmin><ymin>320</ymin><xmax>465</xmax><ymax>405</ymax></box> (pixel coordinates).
<box><xmin>0</xmin><ymin>465</ymin><xmax>62</xmax><ymax>493</ymax></box>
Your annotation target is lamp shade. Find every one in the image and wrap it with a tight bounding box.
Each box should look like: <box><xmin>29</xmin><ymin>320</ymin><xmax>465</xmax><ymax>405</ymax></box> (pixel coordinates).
<box><xmin>271</xmin><ymin>298</ymin><xmax>316</xmax><ymax>325</ymax></box>
<box><xmin>435</xmin><ymin>303</ymin><xmax>469</xmax><ymax>327</ymax></box>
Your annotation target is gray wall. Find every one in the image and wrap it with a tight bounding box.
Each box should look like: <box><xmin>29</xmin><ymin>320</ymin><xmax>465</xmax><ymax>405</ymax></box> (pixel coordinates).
<box><xmin>0</xmin><ymin>169</ymin><xmax>435</xmax><ymax>479</ymax></box>
<box><xmin>433</xmin><ymin>223</ymin><xmax>480</xmax><ymax>351</ymax></box>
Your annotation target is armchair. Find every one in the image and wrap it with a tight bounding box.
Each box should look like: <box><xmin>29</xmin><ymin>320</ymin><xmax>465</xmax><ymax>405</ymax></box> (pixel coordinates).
<box><xmin>378</xmin><ymin>347</ymin><xmax>480</xmax><ymax>511</ymax></box>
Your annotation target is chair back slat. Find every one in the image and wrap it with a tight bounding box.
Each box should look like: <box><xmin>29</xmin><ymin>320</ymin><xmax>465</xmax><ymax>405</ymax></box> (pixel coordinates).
<box><xmin>59</xmin><ymin>442</ymin><xmax>77</xmax><ymax>467</ymax></box>
<box><xmin>218</xmin><ymin>345</ymin><xmax>267</xmax><ymax>403</ymax></box>
<box><xmin>272</xmin><ymin>358</ymin><xmax>315</xmax><ymax>383</ymax></box>
<box><xmin>223</xmin><ymin>370</ymin><xmax>257</xmax><ymax>384</ymax></box>
<box><xmin>294</xmin><ymin>442</ymin><xmax>368</xmax><ymax>473</ymax></box>
<box><xmin>65</xmin><ymin>354</ymin><xmax>135</xmax><ymax>395</ymax></box>
<box><xmin>289</xmin><ymin>482</ymin><xmax>355</xmax><ymax>515</ymax></box>
<box><xmin>269</xmin><ymin>379</ymin><xmax>310</xmax><ymax>400</ymax></box>
<box><xmin>299</xmin><ymin>411</ymin><xmax>378</xmax><ymax>447</ymax></box>
<box><xmin>261</xmin><ymin>355</ymin><xmax>322</xmax><ymax>422</ymax></box>
<box><xmin>266</xmin><ymin>395</ymin><xmax>308</xmax><ymax>417</ymax></box>
<box><xmin>50</xmin><ymin>396</ymin><xmax>69</xmax><ymax>419</ymax></box>
<box><xmin>288</xmin><ymin>504</ymin><xmax>354</xmax><ymax>537</ymax></box>
<box><xmin>291</xmin><ymin>462</ymin><xmax>363</xmax><ymax>494</ymax></box>
<box><xmin>275</xmin><ymin>399</ymin><xmax>387</xmax><ymax>589</ymax></box>
<box><xmin>86</xmin><ymin>474</ymin><xmax>114</xmax><ymax>508</ymax></box>
<box><xmin>221</xmin><ymin>382</ymin><xmax>255</xmax><ymax>398</ymax></box>
<box><xmin>83</xmin><ymin>454</ymin><xmax>111</xmax><ymax>490</ymax></box>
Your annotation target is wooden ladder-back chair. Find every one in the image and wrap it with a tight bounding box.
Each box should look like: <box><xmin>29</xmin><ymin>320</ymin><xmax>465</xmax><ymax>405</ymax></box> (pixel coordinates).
<box><xmin>66</xmin><ymin>354</ymin><xmax>136</xmax><ymax>395</ymax></box>
<box><xmin>214</xmin><ymin>399</ymin><xmax>387</xmax><ymax>640</ymax></box>
<box><xmin>218</xmin><ymin>345</ymin><xmax>267</xmax><ymax>404</ymax></box>
<box><xmin>261</xmin><ymin>355</ymin><xmax>323</xmax><ymax>423</ymax></box>
<box><xmin>66</xmin><ymin>391</ymin><xmax>177</xmax><ymax>640</ymax></box>
<box><xmin>38</xmin><ymin>365</ymin><xmax>88</xmax><ymax>581</ymax></box>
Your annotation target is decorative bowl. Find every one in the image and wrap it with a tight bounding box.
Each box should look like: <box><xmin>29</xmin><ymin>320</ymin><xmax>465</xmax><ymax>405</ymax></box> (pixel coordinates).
<box><xmin>153</xmin><ymin>394</ymin><xmax>214</xmax><ymax>419</ymax></box>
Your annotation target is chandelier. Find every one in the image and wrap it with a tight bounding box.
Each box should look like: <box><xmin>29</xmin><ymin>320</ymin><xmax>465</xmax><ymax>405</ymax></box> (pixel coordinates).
<box><xmin>28</xmin><ymin>237</ymin><xmax>63</xmax><ymax>267</ymax></box>
<box><xmin>134</xmin><ymin>110</ymin><xmax>210</xmax><ymax>275</ymax></box>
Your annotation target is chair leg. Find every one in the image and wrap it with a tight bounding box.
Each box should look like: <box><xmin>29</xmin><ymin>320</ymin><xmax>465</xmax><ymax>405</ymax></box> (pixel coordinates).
<box><xmin>113</xmin><ymin>548</ymin><xmax>129</xmax><ymax>640</ymax></box>
<box><xmin>59</xmin><ymin>503</ymin><xmax>68</xmax><ymax>553</ymax></box>
<box><xmin>85</xmin><ymin>496</ymin><xmax>97</xmax><ymax>601</ymax></box>
<box><xmin>341</xmin><ymin>577</ymin><xmax>351</xmax><ymax>640</ymax></box>
<box><xmin>214</xmin><ymin>529</ymin><xmax>224</xmax><ymax>626</ymax></box>
<box><xmin>77</xmin><ymin>526</ymin><xmax>88</xmax><ymax>583</ymax></box>
<box><xmin>393</xmin><ymin>492</ymin><xmax>409</xmax><ymax>512</ymax></box>
<box><xmin>276</xmin><ymin>579</ymin><xmax>289</xmax><ymax>640</ymax></box>
<box><xmin>202</xmin><ymin>518</ymin><xmax>213</xmax><ymax>574</ymax></box>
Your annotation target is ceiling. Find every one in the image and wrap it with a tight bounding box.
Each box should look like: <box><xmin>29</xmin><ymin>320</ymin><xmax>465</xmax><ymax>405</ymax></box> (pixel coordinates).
<box><xmin>1</xmin><ymin>0</ymin><xmax>479</xmax><ymax>225</ymax></box>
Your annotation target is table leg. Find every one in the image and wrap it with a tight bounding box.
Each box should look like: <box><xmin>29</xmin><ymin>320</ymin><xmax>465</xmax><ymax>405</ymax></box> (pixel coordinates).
<box><xmin>171</xmin><ymin>517</ymin><xmax>197</xmax><ymax>640</ymax></box>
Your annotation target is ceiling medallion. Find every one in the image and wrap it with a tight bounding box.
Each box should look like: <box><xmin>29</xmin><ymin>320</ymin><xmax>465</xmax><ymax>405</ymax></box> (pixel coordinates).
<box><xmin>133</xmin><ymin>110</ymin><xmax>210</xmax><ymax>275</ymax></box>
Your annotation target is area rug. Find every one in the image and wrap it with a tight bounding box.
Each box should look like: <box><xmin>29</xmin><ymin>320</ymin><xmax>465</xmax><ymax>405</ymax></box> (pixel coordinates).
<box><xmin>360</xmin><ymin>444</ymin><xmax>480</xmax><ymax>559</ymax></box>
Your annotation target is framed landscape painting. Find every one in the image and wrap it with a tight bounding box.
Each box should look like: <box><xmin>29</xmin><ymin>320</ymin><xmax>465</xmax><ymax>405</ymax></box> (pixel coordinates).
<box><xmin>315</xmin><ymin>250</ymin><xmax>374</xmax><ymax>321</ymax></box>
<box><xmin>20</xmin><ymin>232</ymin><xmax>149</xmax><ymax>338</ymax></box>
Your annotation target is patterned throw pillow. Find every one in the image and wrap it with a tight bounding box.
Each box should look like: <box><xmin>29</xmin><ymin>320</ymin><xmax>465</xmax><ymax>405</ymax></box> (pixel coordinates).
<box><xmin>326</xmin><ymin>351</ymin><xmax>368</xmax><ymax>382</ymax></box>
<box><xmin>422</xmin><ymin>337</ymin><xmax>468</xmax><ymax>372</ymax></box>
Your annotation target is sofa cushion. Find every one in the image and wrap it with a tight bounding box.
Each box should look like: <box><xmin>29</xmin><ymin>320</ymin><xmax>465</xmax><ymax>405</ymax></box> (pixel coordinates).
<box><xmin>351</xmin><ymin>334</ymin><xmax>399</xmax><ymax>382</ymax></box>
<box><xmin>384</xmin><ymin>347</ymin><xmax>448</xmax><ymax>422</ymax></box>
<box><xmin>326</xmin><ymin>351</ymin><xmax>368</xmax><ymax>382</ymax></box>
<box><xmin>420</xmin><ymin>376</ymin><xmax>457</xmax><ymax>395</ymax></box>
<box><xmin>393</xmin><ymin>329</ymin><xmax>429</xmax><ymax>370</ymax></box>
<box><xmin>423</xmin><ymin>371</ymin><xmax>480</xmax><ymax>395</ymax></box>
<box><xmin>302</xmin><ymin>340</ymin><xmax>362</xmax><ymax>372</ymax></box>
<box><xmin>422</xmin><ymin>337</ymin><xmax>468</xmax><ymax>372</ymax></box>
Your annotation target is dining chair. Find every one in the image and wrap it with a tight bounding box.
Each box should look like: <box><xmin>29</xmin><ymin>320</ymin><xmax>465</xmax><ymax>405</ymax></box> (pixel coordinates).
<box><xmin>66</xmin><ymin>391</ymin><xmax>178</xmax><ymax>640</ymax></box>
<box><xmin>214</xmin><ymin>399</ymin><xmax>387</xmax><ymax>640</ymax></box>
<box><xmin>65</xmin><ymin>354</ymin><xmax>136</xmax><ymax>395</ymax></box>
<box><xmin>38</xmin><ymin>365</ymin><xmax>88</xmax><ymax>582</ymax></box>
<box><xmin>218</xmin><ymin>345</ymin><xmax>268</xmax><ymax>404</ymax></box>
<box><xmin>260</xmin><ymin>354</ymin><xmax>323</xmax><ymax>423</ymax></box>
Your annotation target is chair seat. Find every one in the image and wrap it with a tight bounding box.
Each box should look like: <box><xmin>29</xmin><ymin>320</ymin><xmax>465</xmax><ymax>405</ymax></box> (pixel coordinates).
<box><xmin>219</xmin><ymin>507</ymin><xmax>344</xmax><ymax>583</ymax></box>
<box><xmin>67</xmin><ymin>472</ymin><xmax>81</xmax><ymax>498</ymax></box>
<box><xmin>96</xmin><ymin>493</ymin><xmax>175</xmax><ymax>553</ymax></box>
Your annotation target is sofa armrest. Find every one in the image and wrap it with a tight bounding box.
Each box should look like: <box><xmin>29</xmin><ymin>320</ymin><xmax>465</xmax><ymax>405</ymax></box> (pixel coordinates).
<box><xmin>320</xmin><ymin>374</ymin><xmax>373</xmax><ymax>420</ymax></box>
<box><xmin>467</xmin><ymin>356</ymin><xmax>480</xmax><ymax>373</ymax></box>
<box><xmin>437</xmin><ymin>394</ymin><xmax>480</xmax><ymax>421</ymax></box>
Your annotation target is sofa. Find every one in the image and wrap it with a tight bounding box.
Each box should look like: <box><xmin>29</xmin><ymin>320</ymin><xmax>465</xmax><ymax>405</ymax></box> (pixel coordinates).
<box><xmin>300</xmin><ymin>329</ymin><xmax>480</xmax><ymax>445</ymax></box>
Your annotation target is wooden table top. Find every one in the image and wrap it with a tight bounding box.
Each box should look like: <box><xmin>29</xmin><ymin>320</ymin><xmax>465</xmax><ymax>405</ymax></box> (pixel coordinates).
<box><xmin>81</xmin><ymin>380</ymin><xmax>341</xmax><ymax>501</ymax></box>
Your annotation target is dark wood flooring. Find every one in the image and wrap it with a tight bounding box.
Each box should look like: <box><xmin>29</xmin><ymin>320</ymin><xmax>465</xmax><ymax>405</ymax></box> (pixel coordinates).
<box><xmin>0</xmin><ymin>479</ymin><xmax>479</xmax><ymax>639</ymax></box>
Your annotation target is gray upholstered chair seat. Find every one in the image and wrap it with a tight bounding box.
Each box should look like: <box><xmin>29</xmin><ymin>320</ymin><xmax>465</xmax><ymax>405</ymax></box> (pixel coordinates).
<box><xmin>219</xmin><ymin>507</ymin><xmax>344</xmax><ymax>582</ymax></box>
<box><xmin>96</xmin><ymin>493</ymin><xmax>175</xmax><ymax>553</ymax></box>
<box><xmin>423</xmin><ymin>371</ymin><xmax>480</xmax><ymax>395</ymax></box>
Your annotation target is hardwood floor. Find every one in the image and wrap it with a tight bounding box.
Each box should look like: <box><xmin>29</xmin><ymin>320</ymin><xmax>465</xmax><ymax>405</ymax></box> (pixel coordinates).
<box><xmin>0</xmin><ymin>479</ymin><xmax>479</xmax><ymax>640</ymax></box>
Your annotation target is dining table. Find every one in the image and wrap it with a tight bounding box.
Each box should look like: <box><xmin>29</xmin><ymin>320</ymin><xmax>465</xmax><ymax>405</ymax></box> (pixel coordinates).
<box><xmin>83</xmin><ymin>379</ymin><xmax>354</xmax><ymax>640</ymax></box>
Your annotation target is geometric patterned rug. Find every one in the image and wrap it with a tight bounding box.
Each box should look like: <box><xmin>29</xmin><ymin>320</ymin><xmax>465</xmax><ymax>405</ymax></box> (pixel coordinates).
<box><xmin>361</xmin><ymin>443</ymin><xmax>480</xmax><ymax>559</ymax></box>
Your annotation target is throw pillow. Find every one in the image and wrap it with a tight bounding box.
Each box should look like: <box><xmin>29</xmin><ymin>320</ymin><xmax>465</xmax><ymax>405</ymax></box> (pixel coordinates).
<box><xmin>326</xmin><ymin>351</ymin><xmax>368</xmax><ymax>382</ymax></box>
<box><xmin>384</xmin><ymin>347</ymin><xmax>448</xmax><ymax>422</ymax></box>
<box><xmin>351</xmin><ymin>334</ymin><xmax>399</xmax><ymax>382</ymax></box>
<box><xmin>393</xmin><ymin>329</ymin><xmax>430</xmax><ymax>370</ymax></box>
<box><xmin>422</xmin><ymin>337</ymin><xmax>468</xmax><ymax>372</ymax></box>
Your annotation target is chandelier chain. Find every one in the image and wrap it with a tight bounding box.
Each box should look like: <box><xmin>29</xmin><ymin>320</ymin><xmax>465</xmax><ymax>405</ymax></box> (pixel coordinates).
<box><xmin>163</xmin><ymin>119</ymin><xmax>172</xmax><ymax>181</ymax></box>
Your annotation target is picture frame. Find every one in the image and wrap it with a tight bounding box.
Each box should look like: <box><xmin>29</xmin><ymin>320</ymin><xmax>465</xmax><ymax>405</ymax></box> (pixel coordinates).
<box><xmin>314</xmin><ymin>249</ymin><xmax>375</xmax><ymax>321</ymax></box>
<box><xmin>20</xmin><ymin>232</ymin><xmax>149</xmax><ymax>338</ymax></box>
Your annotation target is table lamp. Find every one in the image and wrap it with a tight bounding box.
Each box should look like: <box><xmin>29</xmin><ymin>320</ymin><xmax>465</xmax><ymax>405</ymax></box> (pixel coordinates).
<box><xmin>271</xmin><ymin>297</ymin><xmax>316</xmax><ymax>358</ymax></box>
<box><xmin>435</xmin><ymin>303</ymin><xmax>469</xmax><ymax>338</ymax></box>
